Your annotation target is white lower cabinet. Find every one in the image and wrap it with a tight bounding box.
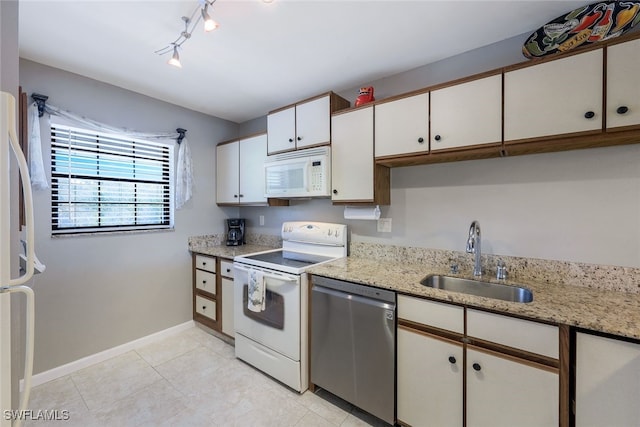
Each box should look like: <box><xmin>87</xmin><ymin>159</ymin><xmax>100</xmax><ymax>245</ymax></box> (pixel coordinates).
<box><xmin>466</xmin><ymin>347</ymin><xmax>559</xmax><ymax>427</ymax></box>
<box><xmin>575</xmin><ymin>332</ymin><xmax>640</xmax><ymax>427</ymax></box>
<box><xmin>397</xmin><ymin>295</ymin><xmax>561</xmax><ymax>427</ymax></box>
<box><xmin>397</xmin><ymin>326</ymin><xmax>463</xmax><ymax>426</ymax></box>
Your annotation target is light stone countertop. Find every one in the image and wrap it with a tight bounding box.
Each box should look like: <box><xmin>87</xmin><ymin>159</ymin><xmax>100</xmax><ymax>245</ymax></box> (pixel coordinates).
<box><xmin>307</xmin><ymin>257</ymin><xmax>640</xmax><ymax>341</ymax></box>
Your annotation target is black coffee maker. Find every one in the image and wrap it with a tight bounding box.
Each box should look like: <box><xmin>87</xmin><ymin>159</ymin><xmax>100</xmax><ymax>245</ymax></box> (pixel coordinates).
<box><xmin>226</xmin><ymin>218</ymin><xmax>245</xmax><ymax>246</ymax></box>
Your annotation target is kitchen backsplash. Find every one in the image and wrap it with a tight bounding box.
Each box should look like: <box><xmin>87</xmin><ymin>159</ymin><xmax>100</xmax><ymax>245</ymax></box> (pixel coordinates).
<box><xmin>350</xmin><ymin>242</ymin><xmax>640</xmax><ymax>294</ymax></box>
<box><xmin>188</xmin><ymin>233</ymin><xmax>282</xmax><ymax>249</ymax></box>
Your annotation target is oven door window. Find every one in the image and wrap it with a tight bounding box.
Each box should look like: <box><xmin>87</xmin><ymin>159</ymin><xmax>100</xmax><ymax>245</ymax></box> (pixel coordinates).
<box><xmin>242</xmin><ymin>285</ymin><xmax>285</xmax><ymax>330</ymax></box>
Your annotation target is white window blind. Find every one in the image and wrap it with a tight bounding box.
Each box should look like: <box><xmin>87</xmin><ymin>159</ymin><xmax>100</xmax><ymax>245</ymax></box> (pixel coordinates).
<box><xmin>50</xmin><ymin>124</ymin><xmax>174</xmax><ymax>235</ymax></box>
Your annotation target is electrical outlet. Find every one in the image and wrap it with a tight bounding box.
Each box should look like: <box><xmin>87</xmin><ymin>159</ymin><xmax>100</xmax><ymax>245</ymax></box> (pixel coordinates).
<box><xmin>259</xmin><ymin>215</ymin><xmax>265</xmax><ymax>226</ymax></box>
<box><xmin>377</xmin><ymin>218</ymin><xmax>392</xmax><ymax>233</ymax></box>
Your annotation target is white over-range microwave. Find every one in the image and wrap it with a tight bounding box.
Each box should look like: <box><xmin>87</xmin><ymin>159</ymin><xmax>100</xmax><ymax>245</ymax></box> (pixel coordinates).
<box><xmin>264</xmin><ymin>146</ymin><xmax>331</xmax><ymax>198</ymax></box>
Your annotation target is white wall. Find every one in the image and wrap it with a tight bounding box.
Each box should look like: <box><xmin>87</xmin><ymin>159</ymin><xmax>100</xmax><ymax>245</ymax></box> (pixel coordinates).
<box><xmin>20</xmin><ymin>59</ymin><xmax>239</xmax><ymax>373</ymax></box>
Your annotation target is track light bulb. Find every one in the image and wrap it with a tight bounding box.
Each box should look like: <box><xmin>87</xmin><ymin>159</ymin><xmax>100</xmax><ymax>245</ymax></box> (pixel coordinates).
<box><xmin>168</xmin><ymin>46</ymin><xmax>182</xmax><ymax>68</ymax></box>
<box><xmin>201</xmin><ymin>5</ymin><xmax>219</xmax><ymax>32</ymax></box>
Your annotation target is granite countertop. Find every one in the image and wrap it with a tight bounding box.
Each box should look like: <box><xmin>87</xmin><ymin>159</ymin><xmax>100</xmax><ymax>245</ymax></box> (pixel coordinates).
<box><xmin>307</xmin><ymin>257</ymin><xmax>640</xmax><ymax>341</ymax></box>
<box><xmin>189</xmin><ymin>244</ymin><xmax>276</xmax><ymax>259</ymax></box>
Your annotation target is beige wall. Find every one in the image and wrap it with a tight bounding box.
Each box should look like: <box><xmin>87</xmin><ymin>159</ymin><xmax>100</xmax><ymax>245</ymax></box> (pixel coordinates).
<box><xmin>20</xmin><ymin>59</ymin><xmax>240</xmax><ymax>373</ymax></box>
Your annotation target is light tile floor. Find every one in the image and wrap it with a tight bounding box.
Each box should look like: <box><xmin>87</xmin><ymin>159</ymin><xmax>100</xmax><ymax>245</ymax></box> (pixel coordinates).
<box><xmin>24</xmin><ymin>325</ymin><xmax>389</xmax><ymax>427</ymax></box>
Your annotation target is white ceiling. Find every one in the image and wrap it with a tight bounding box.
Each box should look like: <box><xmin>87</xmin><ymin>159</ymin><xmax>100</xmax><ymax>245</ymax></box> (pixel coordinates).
<box><xmin>19</xmin><ymin>0</ymin><xmax>588</xmax><ymax>123</ymax></box>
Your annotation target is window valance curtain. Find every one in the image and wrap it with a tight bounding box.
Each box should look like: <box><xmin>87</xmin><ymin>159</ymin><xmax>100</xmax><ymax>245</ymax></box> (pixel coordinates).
<box><xmin>27</xmin><ymin>102</ymin><xmax>193</xmax><ymax>209</ymax></box>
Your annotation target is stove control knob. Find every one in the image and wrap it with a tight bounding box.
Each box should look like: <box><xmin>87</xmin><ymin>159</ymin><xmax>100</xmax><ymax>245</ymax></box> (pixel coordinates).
<box><xmin>328</xmin><ymin>229</ymin><xmax>333</xmax><ymax>236</ymax></box>
<box><xmin>335</xmin><ymin>229</ymin><xmax>340</xmax><ymax>238</ymax></box>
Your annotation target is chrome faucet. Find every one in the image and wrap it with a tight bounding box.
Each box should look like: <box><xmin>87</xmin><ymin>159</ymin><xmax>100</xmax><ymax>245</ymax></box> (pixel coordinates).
<box><xmin>466</xmin><ymin>220</ymin><xmax>482</xmax><ymax>276</ymax></box>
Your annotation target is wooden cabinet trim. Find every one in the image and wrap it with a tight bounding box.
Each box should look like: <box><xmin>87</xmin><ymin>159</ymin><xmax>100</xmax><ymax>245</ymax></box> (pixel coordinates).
<box><xmin>467</xmin><ymin>343</ymin><xmax>559</xmax><ymax>374</ymax></box>
<box><xmin>468</xmin><ymin>337</ymin><xmax>559</xmax><ymax>369</ymax></box>
<box><xmin>217</xmin><ymin>138</ymin><xmax>239</xmax><ymax>147</ymax></box>
<box><xmin>398</xmin><ymin>319</ymin><xmax>464</xmax><ymax>344</ymax></box>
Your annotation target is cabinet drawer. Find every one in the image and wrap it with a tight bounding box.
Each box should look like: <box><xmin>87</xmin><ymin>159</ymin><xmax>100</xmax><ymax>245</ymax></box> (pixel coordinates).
<box><xmin>195</xmin><ymin>255</ymin><xmax>216</xmax><ymax>273</ymax></box>
<box><xmin>195</xmin><ymin>295</ymin><xmax>216</xmax><ymax>321</ymax></box>
<box><xmin>220</xmin><ymin>259</ymin><xmax>234</xmax><ymax>278</ymax></box>
<box><xmin>467</xmin><ymin>309</ymin><xmax>558</xmax><ymax>358</ymax></box>
<box><xmin>195</xmin><ymin>270</ymin><xmax>216</xmax><ymax>295</ymax></box>
<box><xmin>398</xmin><ymin>295</ymin><xmax>464</xmax><ymax>334</ymax></box>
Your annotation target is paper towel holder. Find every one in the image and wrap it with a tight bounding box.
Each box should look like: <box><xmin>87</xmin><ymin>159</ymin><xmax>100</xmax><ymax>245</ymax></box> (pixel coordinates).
<box><xmin>343</xmin><ymin>205</ymin><xmax>381</xmax><ymax>220</ymax></box>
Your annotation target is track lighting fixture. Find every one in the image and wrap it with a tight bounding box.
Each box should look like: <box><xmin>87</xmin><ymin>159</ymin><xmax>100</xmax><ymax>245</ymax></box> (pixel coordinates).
<box><xmin>155</xmin><ymin>0</ymin><xmax>219</xmax><ymax>67</ymax></box>
<box><xmin>156</xmin><ymin>0</ymin><xmax>274</xmax><ymax>67</ymax></box>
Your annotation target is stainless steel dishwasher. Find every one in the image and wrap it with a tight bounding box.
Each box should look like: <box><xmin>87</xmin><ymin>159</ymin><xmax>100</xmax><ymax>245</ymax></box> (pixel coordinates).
<box><xmin>311</xmin><ymin>275</ymin><xmax>396</xmax><ymax>425</ymax></box>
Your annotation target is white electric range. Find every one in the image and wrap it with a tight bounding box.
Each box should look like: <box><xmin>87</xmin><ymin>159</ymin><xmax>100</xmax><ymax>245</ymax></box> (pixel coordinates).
<box><xmin>233</xmin><ymin>221</ymin><xmax>347</xmax><ymax>392</ymax></box>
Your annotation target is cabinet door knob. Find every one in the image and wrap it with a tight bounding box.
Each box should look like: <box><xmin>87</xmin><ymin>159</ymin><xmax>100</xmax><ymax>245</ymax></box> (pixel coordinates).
<box><xmin>226</xmin><ymin>268</ymin><xmax>231</xmax><ymax>273</ymax></box>
<box><xmin>202</xmin><ymin>262</ymin><xmax>206</xmax><ymax>266</ymax></box>
<box><xmin>617</xmin><ymin>106</ymin><xmax>629</xmax><ymax>115</ymax></box>
<box><xmin>288</xmin><ymin>138</ymin><xmax>294</xmax><ymax>143</ymax></box>
<box><xmin>233</xmin><ymin>194</ymin><xmax>238</xmax><ymax>198</ymax></box>
<box><xmin>332</xmin><ymin>189</ymin><xmax>338</xmax><ymax>194</ymax></box>
<box><xmin>434</xmin><ymin>134</ymin><xmax>441</xmax><ymax>141</ymax></box>
<box><xmin>202</xmin><ymin>305</ymin><xmax>207</xmax><ymax>310</ymax></box>
<box><xmin>584</xmin><ymin>111</ymin><xmax>595</xmax><ymax>119</ymax></box>
<box><xmin>239</xmin><ymin>194</ymin><xmax>244</xmax><ymax>198</ymax></box>
<box><xmin>418</xmin><ymin>137</ymin><xmax>424</xmax><ymax>143</ymax></box>
<box><xmin>472</xmin><ymin>363</ymin><xmax>481</xmax><ymax>371</ymax></box>
<box><xmin>297</xmin><ymin>136</ymin><xmax>302</xmax><ymax>141</ymax></box>
<box><xmin>202</xmin><ymin>280</ymin><xmax>207</xmax><ymax>284</ymax></box>
<box><xmin>448</xmin><ymin>356</ymin><xmax>457</xmax><ymax>364</ymax></box>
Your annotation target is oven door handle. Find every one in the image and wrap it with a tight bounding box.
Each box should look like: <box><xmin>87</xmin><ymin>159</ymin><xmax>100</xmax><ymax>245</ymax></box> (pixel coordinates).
<box><xmin>233</xmin><ymin>264</ymin><xmax>299</xmax><ymax>283</ymax></box>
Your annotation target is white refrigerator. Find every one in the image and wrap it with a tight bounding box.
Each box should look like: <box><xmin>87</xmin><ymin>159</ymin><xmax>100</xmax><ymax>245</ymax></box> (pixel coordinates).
<box><xmin>0</xmin><ymin>91</ymin><xmax>42</xmax><ymax>427</ymax></box>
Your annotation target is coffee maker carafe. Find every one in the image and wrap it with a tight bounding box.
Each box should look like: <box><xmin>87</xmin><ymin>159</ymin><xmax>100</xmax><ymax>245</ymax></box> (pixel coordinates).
<box><xmin>226</xmin><ymin>218</ymin><xmax>245</xmax><ymax>246</ymax></box>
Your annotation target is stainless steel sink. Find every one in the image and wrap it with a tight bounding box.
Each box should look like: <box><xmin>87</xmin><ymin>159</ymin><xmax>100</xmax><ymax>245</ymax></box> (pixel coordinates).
<box><xmin>420</xmin><ymin>275</ymin><xmax>533</xmax><ymax>303</ymax></box>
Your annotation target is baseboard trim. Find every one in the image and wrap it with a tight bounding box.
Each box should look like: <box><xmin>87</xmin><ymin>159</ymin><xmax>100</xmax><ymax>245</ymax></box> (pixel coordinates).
<box><xmin>25</xmin><ymin>320</ymin><xmax>195</xmax><ymax>389</ymax></box>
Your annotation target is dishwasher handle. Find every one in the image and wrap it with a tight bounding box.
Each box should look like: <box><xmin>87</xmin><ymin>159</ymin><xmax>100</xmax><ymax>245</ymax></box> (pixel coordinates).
<box><xmin>312</xmin><ymin>284</ymin><xmax>396</xmax><ymax>312</ymax></box>
<box><xmin>312</xmin><ymin>275</ymin><xmax>396</xmax><ymax>304</ymax></box>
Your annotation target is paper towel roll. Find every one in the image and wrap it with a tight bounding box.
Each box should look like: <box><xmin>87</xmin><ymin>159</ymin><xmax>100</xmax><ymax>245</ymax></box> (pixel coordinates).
<box><xmin>343</xmin><ymin>205</ymin><xmax>381</xmax><ymax>220</ymax></box>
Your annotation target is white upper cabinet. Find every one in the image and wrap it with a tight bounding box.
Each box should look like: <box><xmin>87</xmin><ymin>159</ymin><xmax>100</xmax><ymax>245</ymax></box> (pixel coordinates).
<box><xmin>216</xmin><ymin>134</ymin><xmax>267</xmax><ymax>205</ymax></box>
<box><xmin>295</xmin><ymin>96</ymin><xmax>331</xmax><ymax>149</ymax></box>
<box><xmin>331</xmin><ymin>106</ymin><xmax>374</xmax><ymax>202</ymax></box>
<box><xmin>504</xmin><ymin>49</ymin><xmax>603</xmax><ymax>141</ymax></box>
<box><xmin>267</xmin><ymin>107</ymin><xmax>296</xmax><ymax>154</ymax></box>
<box><xmin>431</xmin><ymin>75</ymin><xmax>502</xmax><ymax>151</ymax></box>
<box><xmin>375</xmin><ymin>93</ymin><xmax>429</xmax><ymax>157</ymax></box>
<box><xmin>267</xmin><ymin>93</ymin><xmax>349</xmax><ymax>154</ymax></box>
<box><xmin>606</xmin><ymin>38</ymin><xmax>640</xmax><ymax>130</ymax></box>
<box><xmin>216</xmin><ymin>141</ymin><xmax>240</xmax><ymax>204</ymax></box>
<box><xmin>238</xmin><ymin>134</ymin><xmax>267</xmax><ymax>204</ymax></box>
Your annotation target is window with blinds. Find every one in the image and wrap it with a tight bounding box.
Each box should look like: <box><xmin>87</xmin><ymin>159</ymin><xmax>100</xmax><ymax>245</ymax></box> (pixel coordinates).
<box><xmin>50</xmin><ymin>124</ymin><xmax>174</xmax><ymax>235</ymax></box>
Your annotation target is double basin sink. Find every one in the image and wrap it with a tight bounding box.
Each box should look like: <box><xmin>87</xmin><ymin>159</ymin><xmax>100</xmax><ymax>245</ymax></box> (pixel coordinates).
<box><xmin>421</xmin><ymin>275</ymin><xmax>533</xmax><ymax>303</ymax></box>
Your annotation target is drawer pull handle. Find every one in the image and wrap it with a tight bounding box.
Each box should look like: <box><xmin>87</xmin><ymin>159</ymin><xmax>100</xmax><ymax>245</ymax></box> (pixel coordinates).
<box><xmin>448</xmin><ymin>356</ymin><xmax>457</xmax><ymax>364</ymax></box>
<box><xmin>472</xmin><ymin>363</ymin><xmax>481</xmax><ymax>372</ymax></box>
